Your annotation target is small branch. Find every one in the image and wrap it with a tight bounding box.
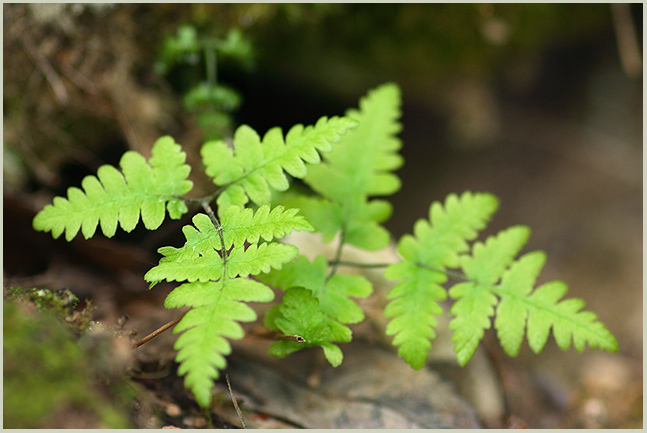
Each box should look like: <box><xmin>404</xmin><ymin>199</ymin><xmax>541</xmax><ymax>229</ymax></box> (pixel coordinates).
<box><xmin>131</xmin><ymin>311</ymin><xmax>187</xmax><ymax>349</ymax></box>
<box><xmin>225</xmin><ymin>374</ymin><xmax>246</xmax><ymax>429</ymax></box>
<box><xmin>330</xmin><ymin>259</ymin><xmax>473</xmax><ymax>282</ymax></box>
<box><xmin>204</xmin><ymin>41</ymin><xmax>218</xmax><ymax>87</ymax></box>
<box><xmin>248</xmin><ymin>327</ymin><xmax>306</xmax><ymax>342</ymax></box>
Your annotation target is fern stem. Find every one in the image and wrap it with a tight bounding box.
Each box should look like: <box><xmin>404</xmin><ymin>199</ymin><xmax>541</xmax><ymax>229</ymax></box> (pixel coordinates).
<box><xmin>326</xmin><ymin>232</ymin><xmax>346</xmax><ymax>282</ymax></box>
<box><xmin>330</xmin><ymin>260</ymin><xmax>392</xmax><ymax>269</ymax></box>
<box><xmin>414</xmin><ymin>262</ymin><xmax>473</xmax><ymax>282</ymax></box>
<box><xmin>329</xmin><ymin>259</ymin><xmax>473</xmax><ymax>283</ymax></box>
<box><xmin>200</xmin><ymin>199</ymin><xmax>228</xmax><ymax>264</ymax></box>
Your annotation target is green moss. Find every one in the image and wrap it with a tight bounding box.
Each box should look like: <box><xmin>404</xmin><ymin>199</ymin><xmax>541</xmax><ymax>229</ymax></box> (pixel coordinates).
<box><xmin>3</xmin><ymin>290</ymin><xmax>133</xmax><ymax>428</ymax></box>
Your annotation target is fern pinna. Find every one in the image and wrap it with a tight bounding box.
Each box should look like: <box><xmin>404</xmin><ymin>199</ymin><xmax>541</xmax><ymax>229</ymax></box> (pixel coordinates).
<box><xmin>384</xmin><ymin>192</ymin><xmax>618</xmax><ymax>369</ymax></box>
<box><xmin>33</xmin><ymin>82</ymin><xmax>618</xmax><ymax>409</ymax></box>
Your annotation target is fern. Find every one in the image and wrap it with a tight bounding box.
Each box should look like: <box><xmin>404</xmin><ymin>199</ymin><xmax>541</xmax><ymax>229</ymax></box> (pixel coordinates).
<box><xmin>264</xmin><ymin>286</ymin><xmax>344</xmax><ymax>367</ymax></box>
<box><xmin>258</xmin><ymin>255</ymin><xmax>372</xmax><ymax>365</ymax></box>
<box><xmin>33</xmin><ymin>82</ymin><xmax>618</xmax><ymax>411</ymax></box>
<box><xmin>451</xmin><ymin>226</ymin><xmax>619</xmax><ymax>364</ymax></box>
<box><xmin>164</xmin><ymin>278</ymin><xmax>273</xmax><ymax>407</ymax></box>
<box><xmin>201</xmin><ymin>116</ymin><xmax>358</xmax><ymax>213</ymax></box>
<box><xmin>384</xmin><ymin>191</ymin><xmax>499</xmax><ymax>369</ymax></box>
<box><xmin>257</xmin><ymin>83</ymin><xmax>402</xmax><ymax>363</ymax></box>
<box><xmin>289</xmin><ymin>82</ymin><xmax>403</xmax><ymax>250</ymax></box>
<box><xmin>33</xmin><ymin>136</ymin><xmax>193</xmax><ymax>241</ymax></box>
<box><xmin>386</xmin><ymin>193</ymin><xmax>619</xmax><ymax>369</ymax></box>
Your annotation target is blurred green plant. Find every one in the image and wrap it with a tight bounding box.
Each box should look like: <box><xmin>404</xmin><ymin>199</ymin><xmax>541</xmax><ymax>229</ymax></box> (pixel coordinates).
<box><xmin>155</xmin><ymin>24</ymin><xmax>254</xmax><ymax>140</ymax></box>
<box><xmin>4</xmin><ymin>288</ymin><xmax>135</xmax><ymax>428</ymax></box>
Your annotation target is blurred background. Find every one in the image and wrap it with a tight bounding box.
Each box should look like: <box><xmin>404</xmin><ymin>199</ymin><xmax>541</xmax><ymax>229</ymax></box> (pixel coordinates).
<box><xmin>3</xmin><ymin>3</ymin><xmax>642</xmax><ymax>428</ymax></box>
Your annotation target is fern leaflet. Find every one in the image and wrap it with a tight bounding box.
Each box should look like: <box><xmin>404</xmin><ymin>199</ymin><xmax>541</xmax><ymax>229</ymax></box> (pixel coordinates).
<box><xmin>164</xmin><ymin>278</ymin><xmax>274</xmax><ymax>408</ymax></box>
<box><xmin>384</xmin><ymin>191</ymin><xmax>499</xmax><ymax>369</ymax></box>
<box><xmin>200</xmin><ymin>116</ymin><xmax>358</xmax><ymax>212</ymax></box>
<box><xmin>449</xmin><ymin>226</ymin><xmax>530</xmax><ymax>365</ymax></box>
<box><xmin>264</xmin><ymin>286</ymin><xmax>344</xmax><ymax>366</ymax></box>
<box><xmin>145</xmin><ymin>203</ymin><xmax>313</xmax><ymax>405</ymax></box>
<box><xmin>145</xmin><ymin>204</ymin><xmax>312</xmax><ymax>285</ymax></box>
<box><xmin>296</xmin><ymin>82</ymin><xmax>403</xmax><ymax>250</ymax></box>
<box><xmin>450</xmin><ymin>226</ymin><xmax>619</xmax><ymax>365</ymax></box>
<box><xmin>258</xmin><ymin>255</ymin><xmax>372</xmax><ymax>364</ymax></box>
<box><xmin>33</xmin><ymin>136</ymin><xmax>193</xmax><ymax>241</ymax></box>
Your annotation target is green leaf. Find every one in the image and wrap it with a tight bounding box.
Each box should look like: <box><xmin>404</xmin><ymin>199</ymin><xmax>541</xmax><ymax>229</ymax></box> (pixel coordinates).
<box><xmin>220</xmin><ymin>204</ymin><xmax>314</xmax><ymax>249</ymax></box>
<box><xmin>383</xmin><ymin>264</ymin><xmax>447</xmax><ymax>369</ymax></box>
<box><xmin>525</xmin><ymin>281</ymin><xmax>618</xmax><ymax>354</ymax></box>
<box><xmin>200</xmin><ymin>116</ymin><xmax>358</xmax><ymax>213</ymax></box>
<box><xmin>146</xmin><ymin>247</ymin><xmax>224</xmax><ymax>286</ymax></box>
<box><xmin>448</xmin><ymin>225</ymin><xmax>619</xmax><ymax>366</ymax></box>
<box><xmin>448</xmin><ymin>226</ymin><xmax>530</xmax><ymax>365</ymax></box>
<box><xmin>145</xmin><ymin>204</ymin><xmax>312</xmax><ymax>286</ymax></box>
<box><xmin>281</xmin><ymin>196</ymin><xmax>343</xmax><ymax>243</ymax></box>
<box><xmin>259</xmin><ymin>255</ymin><xmax>372</xmax><ymax>326</ymax></box>
<box><xmin>166</xmin><ymin>278</ymin><xmax>274</xmax><ymax>407</ymax></box>
<box><xmin>302</xmin><ymin>82</ymin><xmax>403</xmax><ymax>250</ymax></box>
<box><xmin>448</xmin><ymin>282</ymin><xmax>498</xmax><ymax>366</ymax></box>
<box><xmin>227</xmin><ymin>243</ymin><xmax>299</xmax><ymax>278</ymax></box>
<box><xmin>33</xmin><ymin>136</ymin><xmax>192</xmax><ymax>241</ymax></box>
<box><xmin>384</xmin><ymin>191</ymin><xmax>498</xmax><ymax>368</ymax></box>
<box><xmin>258</xmin><ymin>255</ymin><xmax>371</xmax><ymax>360</ymax></box>
<box><xmin>493</xmin><ymin>251</ymin><xmax>545</xmax><ymax>356</ymax></box>
<box><xmin>266</xmin><ymin>287</ymin><xmax>344</xmax><ymax>367</ymax></box>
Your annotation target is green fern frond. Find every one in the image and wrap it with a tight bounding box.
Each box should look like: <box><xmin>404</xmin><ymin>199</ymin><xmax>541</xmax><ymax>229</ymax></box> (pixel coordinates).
<box><xmin>384</xmin><ymin>191</ymin><xmax>498</xmax><ymax>369</ymax></box>
<box><xmin>200</xmin><ymin>116</ymin><xmax>358</xmax><ymax>212</ymax></box>
<box><xmin>145</xmin><ymin>201</ymin><xmax>310</xmax><ymax>406</ymax></box>
<box><xmin>33</xmin><ymin>136</ymin><xmax>193</xmax><ymax>241</ymax></box>
<box><xmin>220</xmin><ymin>204</ymin><xmax>314</xmax><ymax>248</ymax></box>
<box><xmin>264</xmin><ymin>286</ymin><xmax>344</xmax><ymax>367</ymax></box>
<box><xmin>164</xmin><ymin>278</ymin><xmax>274</xmax><ymax>407</ymax></box>
<box><xmin>258</xmin><ymin>255</ymin><xmax>372</xmax><ymax>362</ymax></box>
<box><xmin>449</xmin><ymin>226</ymin><xmax>530</xmax><ymax>365</ymax></box>
<box><xmin>300</xmin><ymin>82</ymin><xmax>403</xmax><ymax>250</ymax></box>
<box><xmin>227</xmin><ymin>243</ymin><xmax>299</xmax><ymax>278</ymax></box>
<box><xmin>145</xmin><ymin>204</ymin><xmax>312</xmax><ymax>285</ymax></box>
<box><xmin>449</xmin><ymin>225</ymin><xmax>618</xmax><ymax>366</ymax></box>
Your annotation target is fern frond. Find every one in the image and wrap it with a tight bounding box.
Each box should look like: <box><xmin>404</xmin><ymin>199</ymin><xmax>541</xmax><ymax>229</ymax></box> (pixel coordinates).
<box><xmin>200</xmin><ymin>116</ymin><xmax>358</xmax><ymax>212</ymax></box>
<box><xmin>264</xmin><ymin>286</ymin><xmax>344</xmax><ymax>367</ymax></box>
<box><xmin>33</xmin><ymin>136</ymin><xmax>193</xmax><ymax>241</ymax></box>
<box><xmin>525</xmin><ymin>282</ymin><xmax>618</xmax><ymax>353</ymax></box>
<box><xmin>227</xmin><ymin>243</ymin><xmax>299</xmax><ymax>278</ymax></box>
<box><xmin>449</xmin><ymin>225</ymin><xmax>618</xmax><ymax>366</ymax></box>
<box><xmin>220</xmin><ymin>204</ymin><xmax>314</xmax><ymax>248</ymax></box>
<box><xmin>164</xmin><ymin>278</ymin><xmax>274</xmax><ymax>407</ymax></box>
<box><xmin>383</xmin><ymin>264</ymin><xmax>447</xmax><ymax>370</ymax></box>
<box><xmin>145</xmin><ymin>204</ymin><xmax>312</xmax><ymax>285</ymax></box>
<box><xmin>493</xmin><ymin>253</ymin><xmax>619</xmax><ymax>357</ymax></box>
<box><xmin>257</xmin><ymin>255</ymin><xmax>372</xmax><ymax>362</ymax></box>
<box><xmin>281</xmin><ymin>196</ymin><xmax>343</xmax><ymax>243</ymax></box>
<box><xmin>449</xmin><ymin>226</ymin><xmax>530</xmax><ymax>365</ymax></box>
<box><xmin>384</xmin><ymin>191</ymin><xmax>498</xmax><ymax>369</ymax></box>
<box><xmin>301</xmin><ymin>82</ymin><xmax>403</xmax><ymax>250</ymax></box>
<box><xmin>146</xmin><ymin>200</ymin><xmax>308</xmax><ymax>406</ymax></box>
